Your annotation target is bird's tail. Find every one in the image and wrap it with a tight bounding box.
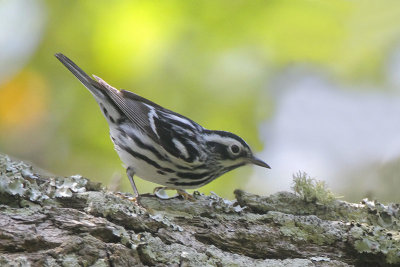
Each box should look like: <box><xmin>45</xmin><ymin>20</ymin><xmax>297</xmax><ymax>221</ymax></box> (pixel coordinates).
<box><xmin>55</xmin><ymin>53</ymin><xmax>105</xmax><ymax>98</ymax></box>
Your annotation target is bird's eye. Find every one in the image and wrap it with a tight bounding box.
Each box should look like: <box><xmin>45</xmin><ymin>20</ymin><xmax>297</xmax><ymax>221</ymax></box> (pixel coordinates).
<box><xmin>230</xmin><ymin>144</ymin><xmax>240</xmax><ymax>155</ymax></box>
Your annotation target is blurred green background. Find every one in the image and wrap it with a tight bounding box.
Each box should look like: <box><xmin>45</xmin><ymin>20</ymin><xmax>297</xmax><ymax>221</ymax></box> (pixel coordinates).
<box><xmin>1</xmin><ymin>0</ymin><xmax>400</xmax><ymax>201</ymax></box>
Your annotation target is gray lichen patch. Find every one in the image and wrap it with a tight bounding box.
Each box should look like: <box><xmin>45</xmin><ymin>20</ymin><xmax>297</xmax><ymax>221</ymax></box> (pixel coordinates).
<box><xmin>137</xmin><ymin>233</ymin><xmax>206</xmax><ymax>265</ymax></box>
<box><xmin>349</xmin><ymin>222</ymin><xmax>400</xmax><ymax>264</ymax></box>
<box><xmin>267</xmin><ymin>211</ymin><xmax>345</xmax><ymax>246</ymax></box>
<box><xmin>138</xmin><ymin>191</ymin><xmax>247</xmax><ymax>219</ymax></box>
<box><xmin>0</xmin><ymin>155</ymin><xmax>96</xmax><ymax>206</ymax></box>
<box><xmin>82</xmin><ymin>191</ymin><xmax>185</xmax><ymax>235</ymax></box>
<box><xmin>360</xmin><ymin>198</ymin><xmax>400</xmax><ymax>231</ymax></box>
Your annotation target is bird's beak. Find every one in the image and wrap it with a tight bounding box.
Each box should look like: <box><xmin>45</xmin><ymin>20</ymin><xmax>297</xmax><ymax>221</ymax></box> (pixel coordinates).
<box><xmin>249</xmin><ymin>156</ymin><xmax>271</xmax><ymax>169</ymax></box>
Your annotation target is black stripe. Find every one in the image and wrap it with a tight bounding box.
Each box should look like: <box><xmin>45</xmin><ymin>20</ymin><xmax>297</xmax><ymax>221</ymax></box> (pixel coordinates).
<box><xmin>204</xmin><ymin>130</ymin><xmax>250</xmax><ymax>150</ymax></box>
<box><xmin>173</xmin><ymin>163</ymin><xmax>207</xmax><ymax>171</ymax></box>
<box><xmin>121</xmin><ymin>128</ymin><xmax>170</xmax><ymax>162</ymax></box>
<box><xmin>168</xmin><ymin>136</ymin><xmax>199</xmax><ymax>163</ymax></box>
<box><xmin>192</xmin><ymin>164</ymin><xmax>207</xmax><ymax>170</ymax></box>
<box><xmin>168</xmin><ymin>172</ymin><xmax>216</xmax><ymax>187</ymax></box>
<box><xmin>168</xmin><ymin>177</ymin><xmax>212</xmax><ymax>187</ymax></box>
<box><xmin>206</xmin><ymin>141</ymin><xmax>231</xmax><ymax>159</ymax></box>
<box><xmin>210</xmin><ymin>163</ymin><xmax>245</xmax><ymax>179</ymax></box>
<box><xmin>182</xmin><ymin>141</ymin><xmax>199</xmax><ymax>162</ymax></box>
<box><xmin>116</xmin><ymin>117</ymin><xmax>128</xmax><ymax>125</ymax></box>
<box><xmin>169</xmin><ymin>163</ymin><xmax>246</xmax><ymax>187</ymax></box>
<box><xmin>102</xmin><ymin>107</ymin><xmax>108</xmax><ymax>117</ymax></box>
<box><xmin>172</xmin><ymin>164</ymin><xmax>191</xmax><ymax>170</ymax></box>
<box><xmin>222</xmin><ymin>163</ymin><xmax>246</xmax><ymax>173</ymax></box>
<box><xmin>99</xmin><ymin>103</ymin><xmax>116</xmax><ymax>123</ymax></box>
<box><xmin>159</xmin><ymin>112</ymin><xmax>196</xmax><ymax>131</ymax></box>
<box><xmin>119</xmin><ymin>126</ymin><xmax>207</xmax><ymax>172</ymax></box>
<box><xmin>121</xmin><ymin>145</ymin><xmax>174</xmax><ymax>173</ymax></box>
<box><xmin>170</xmin><ymin>119</ymin><xmax>195</xmax><ymax>131</ymax></box>
<box><xmin>176</xmin><ymin>171</ymin><xmax>211</xmax><ymax>180</ymax></box>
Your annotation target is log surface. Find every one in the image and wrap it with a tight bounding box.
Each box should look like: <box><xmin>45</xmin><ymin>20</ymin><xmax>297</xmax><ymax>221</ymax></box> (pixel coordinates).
<box><xmin>0</xmin><ymin>154</ymin><xmax>399</xmax><ymax>266</ymax></box>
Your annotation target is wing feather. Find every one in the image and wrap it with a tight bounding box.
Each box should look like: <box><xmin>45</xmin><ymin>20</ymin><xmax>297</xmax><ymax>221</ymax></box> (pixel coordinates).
<box><xmin>93</xmin><ymin>76</ymin><xmax>158</xmax><ymax>140</ymax></box>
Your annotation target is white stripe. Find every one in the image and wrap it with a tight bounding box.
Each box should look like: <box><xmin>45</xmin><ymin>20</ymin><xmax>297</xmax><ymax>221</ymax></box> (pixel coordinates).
<box><xmin>203</xmin><ymin>133</ymin><xmax>239</xmax><ymax>146</ymax></box>
<box><xmin>148</xmin><ymin>107</ymin><xmax>160</xmax><ymax>138</ymax></box>
<box><xmin>172</xmin><ymin>138</ymin><xmax>189</xmax><ymax>159</ymax></box>
<box><xmin>163</xmin><ymin>113</ymin><xmax>195</xmax><ymax>129</ymax></box>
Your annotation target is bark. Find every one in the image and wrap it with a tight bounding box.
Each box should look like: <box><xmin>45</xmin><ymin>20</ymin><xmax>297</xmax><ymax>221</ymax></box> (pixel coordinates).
<box><xmin>0</xmin><ymin>153</ymin><xmax>399</xmax><ymax>267</ymax></box>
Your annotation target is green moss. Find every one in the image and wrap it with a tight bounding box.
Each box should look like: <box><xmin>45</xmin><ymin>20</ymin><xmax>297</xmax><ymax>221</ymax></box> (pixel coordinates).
<box><xmin>292</xmin><ymin>172</ymin><xmax>336</xmax><ymax>205</ymax></box>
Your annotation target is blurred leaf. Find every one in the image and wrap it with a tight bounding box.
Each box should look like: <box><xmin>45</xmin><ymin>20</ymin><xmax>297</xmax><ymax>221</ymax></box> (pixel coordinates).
<box><xmin>0</xmin><ymin>70</ymin><xmax>48</xmax><ymax>133</ymax></box>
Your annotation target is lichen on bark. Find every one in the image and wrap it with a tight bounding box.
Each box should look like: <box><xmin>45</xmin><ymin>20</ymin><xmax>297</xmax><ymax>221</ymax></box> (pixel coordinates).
<box><xmin>0</xmin><ymin>153</ymin><xmax>399</xmax><ymax>266</ymax></box>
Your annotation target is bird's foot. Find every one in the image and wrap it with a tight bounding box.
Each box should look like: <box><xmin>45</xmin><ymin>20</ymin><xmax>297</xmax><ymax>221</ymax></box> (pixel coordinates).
<box><xmin>176</xmin><ymin>189</ymin><xmax>195</xmax><ymax>201</ymax></box>
<box><xmin>153</xmin><ymin>187</ymin><xmax>174</xmax><ymax>199</ymax></box>
<box><xmin>115</xmin><ymin>191</ymin><xmax>142</xmax><ymax>205</ymax></box>
<box><xmin>153</xmin><ymin>187</ymin><xmax>194</xmax><ymax>200</ymax></box>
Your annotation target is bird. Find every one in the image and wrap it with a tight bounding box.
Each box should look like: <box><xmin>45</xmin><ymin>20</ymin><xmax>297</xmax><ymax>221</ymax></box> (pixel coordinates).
<box><xmin>55</xmin><ymin>53</ymin><xmax>270</xmax><ymax>200</ymax></box>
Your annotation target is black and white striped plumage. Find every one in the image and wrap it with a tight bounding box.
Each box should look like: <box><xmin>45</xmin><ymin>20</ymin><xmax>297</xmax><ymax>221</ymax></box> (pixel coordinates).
<box><xmin>55</xmin><ymin>53</ymin><xmax>270</xmax><ymax>197</ymax></box>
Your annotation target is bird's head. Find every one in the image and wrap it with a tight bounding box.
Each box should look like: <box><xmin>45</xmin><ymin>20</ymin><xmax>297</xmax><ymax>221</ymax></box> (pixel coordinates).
<box><xmin>203</xmin><ymin>130</ymin><xmax>270</xmax><ymax>171</ymax></box>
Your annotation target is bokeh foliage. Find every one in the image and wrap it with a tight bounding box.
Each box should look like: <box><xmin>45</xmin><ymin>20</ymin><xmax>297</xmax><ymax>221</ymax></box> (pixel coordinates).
<box><xmin>1</xmin><ymin>0</ymin><xmax>400</xmax><ymax>198</ymax></box>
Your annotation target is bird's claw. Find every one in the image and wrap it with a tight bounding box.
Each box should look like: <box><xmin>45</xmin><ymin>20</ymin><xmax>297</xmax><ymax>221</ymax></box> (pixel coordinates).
<box><xmin>115</xmin><ymin>191</ymin><xmax>141</xmax><ymax>205</ymax></box>
<box><xmin>176</xmin><ymin>189</ymin><xmax>194</xmax><ymax>201</ymax></box>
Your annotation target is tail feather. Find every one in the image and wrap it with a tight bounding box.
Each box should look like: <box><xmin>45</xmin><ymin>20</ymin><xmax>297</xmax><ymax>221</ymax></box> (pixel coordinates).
<box><xmin>55</xmin><ymin>53</ymin><xmax>104</xmax><ymax>98</ymax></box>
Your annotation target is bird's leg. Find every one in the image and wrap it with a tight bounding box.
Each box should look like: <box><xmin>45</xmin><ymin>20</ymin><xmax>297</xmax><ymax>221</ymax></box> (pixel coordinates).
<box><xmin>126</xmin><ymin>167</ymin><xmax>139</xmax><ymax>201</ymax></box>
<box><xmin>153</xmin><ymin>187</ymin><xmax>194</xmax><ymax>200</ymax></box>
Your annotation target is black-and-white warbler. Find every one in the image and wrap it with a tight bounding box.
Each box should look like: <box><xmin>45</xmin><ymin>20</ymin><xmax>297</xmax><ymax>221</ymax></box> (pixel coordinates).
<box><xmin>55</xmin><ymin>53</ymin><xmax>270</xmax><ymax>199</ymax></box>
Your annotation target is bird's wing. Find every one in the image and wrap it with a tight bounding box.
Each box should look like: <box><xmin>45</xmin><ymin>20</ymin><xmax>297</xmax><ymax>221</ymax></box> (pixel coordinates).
<box><xmin>56</xmin><ymin>53</ymin><xmax>152</xmax><ymax>137</ymax></box>
<box><xmin>95</xmin><ymin>77</ymin><xmax>204</xmax><ymax>163</ymax></box>
<box><xmin>93</xmin><ymin>76</ymin><xmax>159</xmax><ymax>141</ymax></box>
<box><xmin>56</xmin><ymin>53</ymin><xmax>203</xmax><ymax>162</ymax></box>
